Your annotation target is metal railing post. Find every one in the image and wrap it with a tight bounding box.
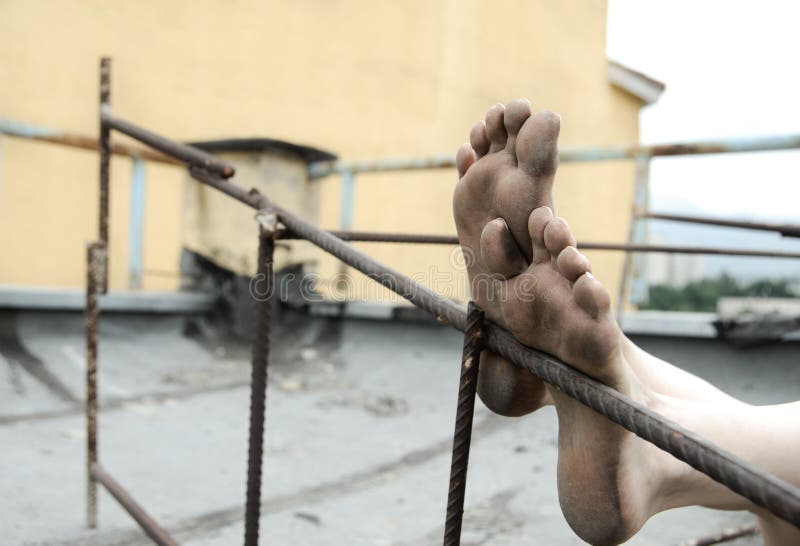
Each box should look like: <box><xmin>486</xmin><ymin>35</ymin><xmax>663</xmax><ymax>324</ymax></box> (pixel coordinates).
<box><xmin>98</xmin><ymin>57</ymin><xmax>111</xmax><ymax>294</ymax></box>
<box><xmin>85</xmin><ymin>241</ymin><xmax>105</xmax><ymax>528</ymax></box>
<box><xmin>244</xmin><ymin>213</ymin><xmax>278</xmax><ymax>546</ymax></box>
<box><xmin>128</xmin><ymin>157</ymin><xmax>146</xmax><ymax>290</ymax></box>
<box><xmin>443</xmin><ymin>303</ymin><xmax>485</xmax><ymax>545</ymax></box>
<box><xmin>336</xmin><ymin>169</ymin><xmax>356</xmax><ymax>282</ymax></box>
<box><xmin>617</xmin><ymin>152</ymin><xmax>650</xmax><ymax>315</ymax></box>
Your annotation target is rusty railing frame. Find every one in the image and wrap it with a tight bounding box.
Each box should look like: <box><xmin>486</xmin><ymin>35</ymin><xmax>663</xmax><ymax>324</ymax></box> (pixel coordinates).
<box><xmin>84</xmin><ymin>58</ymin><xmax>800</xmax><ymax>546</ymax></box>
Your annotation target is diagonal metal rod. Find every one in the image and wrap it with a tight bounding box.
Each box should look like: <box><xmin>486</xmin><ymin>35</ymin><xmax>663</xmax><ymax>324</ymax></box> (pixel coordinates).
<box><xmin>244</xmin><ymin>223</ymin><xmax>277</xmax><ymax>546</ymax></box>
<box><xmin>443</xmin><ymin>303</ymin><xmax>485</xmax><ymax>546</ymax></box>
<box><xmin>187</xmin><ymin>165</ymin><xmax>800</xmax><ymax>529</ymax></box>
<box><xmin>640</xmin><ymin>211</ymin><xmax>800</xmax><ymax>238</ymax></box>
<box><xmin>103</xmin><ymin>113</ymin><xmax>235</xmax><ymax>178</ymax></box>
<box><xmin>91</xmin><ymin>463</ymin><xmax>179</xmax><ymax>546</ymax></box>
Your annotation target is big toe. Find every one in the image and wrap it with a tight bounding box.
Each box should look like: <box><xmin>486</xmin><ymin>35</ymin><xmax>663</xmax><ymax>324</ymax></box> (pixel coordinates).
<box><xmin>516</xmin><ymin>110</ymin><xmax>560</xmax><ymax>177</ymax></box>
<box><xmin>480</xmin><ymin>218</ymin><xmax>528</xmax><ymax>279</ymax></box>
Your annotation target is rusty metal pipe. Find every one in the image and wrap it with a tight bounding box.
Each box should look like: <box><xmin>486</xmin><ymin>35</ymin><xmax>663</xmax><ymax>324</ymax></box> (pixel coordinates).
<box><xmin>443</xmin><ymin>303</ymin><xmax>485</xmax><ymax>546</ymax></box>
<box><xmin>244</xmin><ymin>223</ymin><xmax>276</xmax><ymax>546</ymax></box>
<box><xmin>91</xmin><ymin>463</ymin><xmax>179</xmax><ymax>546</ymax></box>
<box><xmin>187</xmin><ymin>170</ymin><xmax>800</xmax><ymax>528</ymax></box>
<box><xmin>274</xmin><ymin>229</ymin><xmax>459</xmax><ymax>244</ymax></box>
<box><xmin>98</xmin><ymin>58</ymin><xmax>111</xmax><ymax>294</ymax></box>
<box><xmin>0</xmin><ymin>117</ymin><xmax>180</xmax><ymax>164</ymax></box>
<box><xmin>85</xmin><ymin>242</ymin><xmax>105</xmax><ymax>528</ymax></box>
<box><xmin>104</xmin><ymin>114</ymin><xmax>235</xmax><ymax>177</ymax></box>
<box><xmin>640</xmin><ymin>211</ymin><xmax>800</xmax><ymax>238</ymax></box>
<box><xmin>274</xmin><ymin>229</ymin><xmax>800</xmax><ymax>259</ymax></box>
<box><xmin>576</xmin><ymin>242</ymin><xmax>800</xmax><ymax>259</ymax></box>
<box><xmin>307</xmin><ymin>134</ymin><xmax>800</xmax><ymax>177</ymax></box>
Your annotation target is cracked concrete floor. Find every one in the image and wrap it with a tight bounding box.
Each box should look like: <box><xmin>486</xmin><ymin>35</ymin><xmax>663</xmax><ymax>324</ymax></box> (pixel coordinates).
<box><xmin>2</xmin><ymin>308</ymin><xmax>791</xmax><ymax>545</ymax></box>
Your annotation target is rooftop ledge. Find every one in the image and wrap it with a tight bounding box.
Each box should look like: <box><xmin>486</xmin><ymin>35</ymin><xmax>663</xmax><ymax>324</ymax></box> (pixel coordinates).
<box><xmin>2</xmin><ymin>287</ymin><xmax>798</xmax><ymax>342</ymax></box>
<box><xmin>0</xmin><ymin>286</ymin><xmax>215</xmax><ymax>313</ymax></box>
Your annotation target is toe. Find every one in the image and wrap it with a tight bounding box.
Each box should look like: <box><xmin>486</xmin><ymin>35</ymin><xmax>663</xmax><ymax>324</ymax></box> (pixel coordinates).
<box><xmin>516</xmin><ymin>110</ymin><xmax>560</xmax><ymax>177</ymax></box>
<box><xmin>573</xmin><ymin>272</ymin><xmax>612</xmax><ymax>319</ymax></box>
<box><xmin>543</xmin><ymin>217</ymin><xmax>576</xmax><ymax>258</ymax></box>
<box><xmin>469</xmin><ymin>121</ymin><xmax>490</xmax><ymax>158</ymax></box>
<box><xmin>503</xmin><ymin>99</ymin><xmax>532</xmax><ymax>157</ymax></box>
<box><xmin>456</xmin><ymin>143</ymin><xmax>477</xmax><ymax>178</ymax></box>
<box><xmin>557</xmin><ymin>246</ymin><xmax>591</xmax><ymax>283</ymax></box>
<box><xmin>479</xmin><ymin>218</ymin><xmax>528</xmax><ymax>279</ymax></box>
<box><xmin>485</xmin><ymin>103</ymin><xmax>507</xmax><ymax>152</ymax></box>
<box><xmin>527</xmin><ymin>206</ymin><xmax>554</xmax><ymax>264</ymax></box>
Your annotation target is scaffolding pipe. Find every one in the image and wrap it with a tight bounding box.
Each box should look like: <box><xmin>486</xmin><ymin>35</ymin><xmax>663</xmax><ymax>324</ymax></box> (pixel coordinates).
<box><xmin>0</xmin><ymin>117</ymin><xmax>178</xmax><ymax>165</ymax></box>
<box><xmin>274</xmin><ymin>229</ymin><xmax>800</xmax><ymax>259</ymax></box>
<box><xmin>641</xmin><ymin>211</ymin><xmax>800</xmax><ymax>238</ymax></box>
<box><xmin>308</xmin><ymin>133</ymin><xmax>800</xmax><ymax>178</ymax></box>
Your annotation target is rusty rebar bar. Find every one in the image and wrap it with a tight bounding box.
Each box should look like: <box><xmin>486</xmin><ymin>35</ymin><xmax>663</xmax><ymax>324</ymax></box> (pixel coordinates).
<box><xmin>273</xmin><ymin>229</ymin><xmax>800</xmax><ymax>259</ymax></box>
<box><xmin>103</xmin><ymin>114</ymin><xmax>235</xmax><ymax>178</ymax></box>
<box><xmin>91</xmin><ymin>463</ymin><xmax>179</xmax><ymax>546</ymax></box>
<box><xmin>85</xmin><ymin>242</ymin><xmax>105</xmax><ymax>529</ymax></box>
<box><xmin>244</xmin><ymin>219</ymin><xmax>277</xmax><ymax>546</ymax></box>
<box><xmin>443</xmin><ymin>303</ymin><xmax>485</xmax><ymax>546</ymax></box>
<box><xmin>274</xmin><ymin>229</ymin><xmax>459</xmax><ymax>245</ymax></box>
<box><xmin>98</xmin><ymin>58</ymin><xmax>111</xmax><ymax>294</ymax></box>
<box><xmin>640</xmin><ymin>211</ymin><xmax>800</xmax><ymax>238</ymax></box>
<box><xmin>677</xmin><ymin>523</ymin><xmax>759</xmax><ymax>546</ymax></box>
<box><xmin>187</xmin><ymin>166</ymin><xmax>800</xmax><ymax>527</ymax></box>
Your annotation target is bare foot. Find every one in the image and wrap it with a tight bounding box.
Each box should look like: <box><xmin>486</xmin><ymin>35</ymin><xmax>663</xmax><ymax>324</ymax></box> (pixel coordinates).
<box><xmin>453</xmin><ymin>99</ymin><xmax>561</xmax><ymax>416</ymax></box>
<box><xmin>492</xmin><ymin>206</ymin><xmax>659</xmax><ymax>543</ymax></box>
<box><xmin>453</xmin><ymin>102</ymin><xmax>800</xmax><ymax>545</ymax></box>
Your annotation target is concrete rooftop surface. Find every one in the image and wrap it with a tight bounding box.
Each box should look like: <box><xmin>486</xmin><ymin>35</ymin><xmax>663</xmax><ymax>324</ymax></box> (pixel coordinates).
<box><xmin>3</xmin><ymin>308</ymin><xmax>799</xmax><ymax>546</ymax></box>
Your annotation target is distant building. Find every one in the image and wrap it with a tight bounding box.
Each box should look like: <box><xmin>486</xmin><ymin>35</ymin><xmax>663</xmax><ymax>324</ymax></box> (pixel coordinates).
<box><xmin>0</xmin><ymin>1</ymin><xmax>663</xmax><ymax>306</ymax></box>
<box><xmin>645</xmin><ymin>236</ymin><xmax>706</xmax><ymax>287</ymax></box>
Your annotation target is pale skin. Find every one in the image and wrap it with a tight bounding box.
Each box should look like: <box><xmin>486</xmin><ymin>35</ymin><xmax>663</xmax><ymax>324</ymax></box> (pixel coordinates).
<box><xmin>452</xmin><ymin>99</ymin><xmax>800</xmax><ymax>546</ymax></box>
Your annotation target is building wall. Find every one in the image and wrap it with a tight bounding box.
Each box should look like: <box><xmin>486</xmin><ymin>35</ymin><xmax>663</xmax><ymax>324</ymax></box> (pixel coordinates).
<box><xmin>0</xmin><ymin>0</ymin><xmax>641</xmax><ymax>305</ymax></box>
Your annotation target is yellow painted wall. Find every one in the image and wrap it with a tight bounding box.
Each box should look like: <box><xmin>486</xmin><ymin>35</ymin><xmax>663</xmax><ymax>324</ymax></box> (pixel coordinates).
<box><xmin>0</xmin><ymin>0</ymin><xmax>641</xmax><ymax>305</ymax></box>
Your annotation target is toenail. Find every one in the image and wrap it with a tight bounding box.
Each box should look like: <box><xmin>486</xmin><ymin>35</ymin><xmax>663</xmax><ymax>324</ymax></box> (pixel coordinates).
<box><xmin>585</xmin><ymin>272</ymin><xmax>594</xmax><ymax>280</ymax></box>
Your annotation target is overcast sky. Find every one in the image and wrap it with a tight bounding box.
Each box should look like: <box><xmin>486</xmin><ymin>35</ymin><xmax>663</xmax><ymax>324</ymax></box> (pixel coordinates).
<box><xmin>607</xmin><ymin>0</ymin><xmax>800</xmax><ymax>222</ymax></box>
